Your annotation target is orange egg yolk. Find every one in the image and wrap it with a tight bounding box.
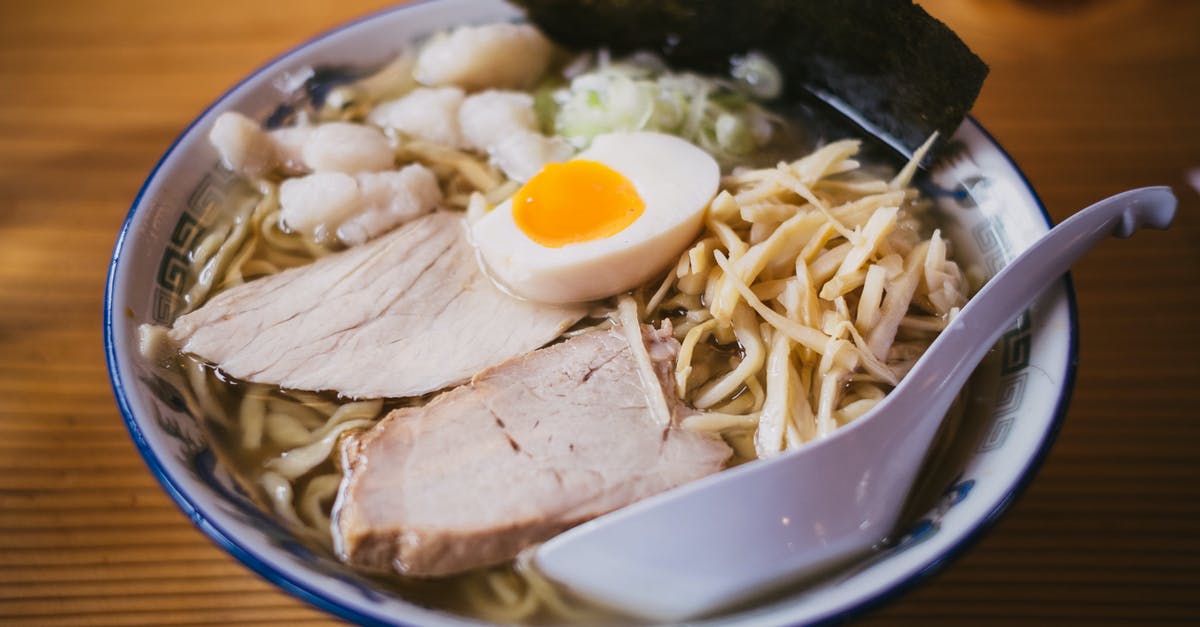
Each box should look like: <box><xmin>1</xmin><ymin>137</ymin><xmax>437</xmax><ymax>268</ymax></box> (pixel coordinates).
<box><xmin>512</xmin><ymin>160</ymin><xmax>645</xmax><ymax>248</ymax></box>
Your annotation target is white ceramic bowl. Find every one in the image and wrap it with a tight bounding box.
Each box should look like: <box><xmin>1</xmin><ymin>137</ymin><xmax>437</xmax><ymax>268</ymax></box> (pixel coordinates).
<box><xmin>104</xmin><ymin>1</ymin><xmax>1078</xmax><ymax>624</ymax></box>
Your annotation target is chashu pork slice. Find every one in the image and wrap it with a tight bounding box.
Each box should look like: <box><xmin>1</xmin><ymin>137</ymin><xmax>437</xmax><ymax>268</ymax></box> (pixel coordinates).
<box><xmin>332</xmin><ymin>322</ymin><xmax>732</xmax><ymax>577</ymax></box>
<box><xmin>169</xmin><ymin>212</ymin><xmax>586</xmax><ymax>399</ymax></box>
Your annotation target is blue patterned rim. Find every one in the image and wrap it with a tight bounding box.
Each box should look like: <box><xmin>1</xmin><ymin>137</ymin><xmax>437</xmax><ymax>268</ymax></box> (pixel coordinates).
<box><xmin>103</xmin><ymin>2</ymin><xmax>1080</xmax><ymax>624</ymax></box>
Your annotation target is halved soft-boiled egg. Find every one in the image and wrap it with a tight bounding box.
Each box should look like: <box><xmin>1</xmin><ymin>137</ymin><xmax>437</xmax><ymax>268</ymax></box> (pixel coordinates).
<box><xmin>472</xmin><ymin>131</ymin><xmax>720</xmax><ymax>303</ymax></box>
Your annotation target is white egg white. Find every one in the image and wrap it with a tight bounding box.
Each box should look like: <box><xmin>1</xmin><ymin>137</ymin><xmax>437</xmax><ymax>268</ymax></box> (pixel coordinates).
<box><xmin>471</xmin><ymin>131</ymin><xmax>720</xmax><ymax>304</ymax></box>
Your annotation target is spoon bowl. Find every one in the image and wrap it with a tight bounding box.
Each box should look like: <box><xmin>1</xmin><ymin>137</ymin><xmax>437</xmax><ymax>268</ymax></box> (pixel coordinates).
<box><xmin>535</xmin><ymin>186</ymin><xmax>1177</xmax><ymax>622</ymax></box>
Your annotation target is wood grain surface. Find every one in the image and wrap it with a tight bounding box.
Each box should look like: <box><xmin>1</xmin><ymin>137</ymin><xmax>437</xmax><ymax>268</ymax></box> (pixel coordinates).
<box><xmin>2</xmin><ymin>0</ymin><xmax>1197</xmax><ymax>624</ymax></box>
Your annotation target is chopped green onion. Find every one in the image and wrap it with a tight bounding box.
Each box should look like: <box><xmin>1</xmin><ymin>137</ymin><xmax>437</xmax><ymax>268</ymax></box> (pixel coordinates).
<box><xmin>549</xmin><ymin>52</ymin><xmax>778</xmax><ymax>163</ymax></box>
<box><xmin>730</xmin><ymin>51</ymin><xmax>783</xmax><ymax>100</ymax></box>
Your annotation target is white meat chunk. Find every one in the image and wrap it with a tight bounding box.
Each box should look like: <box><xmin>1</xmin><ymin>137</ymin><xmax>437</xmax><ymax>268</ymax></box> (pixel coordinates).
<box><xmin>414</xmin><ymin>23</ymin><xmax>554</xmax><ymax>91</ymax></box>
<box><xmin>336</xmin><ymin>167</ymin><xmax>443</xmax><ymax>246</ymax></box>
<box><xmin>491</xmin><ymin>131</ymin><xmax>574</xmax><ymax>182</ymax></box>
<box><xmin>279</xmin><ymin>164</ymin><xmax>440</xmax><ymax>245</ymax></box>
<box><xmin>367</xmin><ymin>87</ymin><xmax>465</xmax><ymax>147</ymax></box>
<box><xmin>266</xmin><ymin>126</ymin><xmax>312</xmax><ymax>172</ymax></box>
<box><xmin>459</xmin><ymin>90</ymin><xmax>539</xmax><ymax>149</ymax></box>
<box><xmin>333</xmin><ymin>323</ymin><xmax>731</xmax><ymax>576</ymax></box>
<box><xmin>459</xmin><ymin>90</ymin><xmax>573</xmax><ymax>182</ymax></box>
<box><xmin>168</xmin><ymin>212</ymin><xmax>588</xmax><ymax>400</ymax></box>
<box><xmin>300</xmin><ymin>122</ymin><xmax>395</xmax><ymax>173</ymax></box>
<box><xmin>208</xmin><ymin>112</ymin><xmax>393</xmax><ymax>177</ymax></box>
<box><xmin>279</xmin><ymin>172</ymin><xmax>359</xmax><ymax>239</ymax></box>
<box><xmin>208</xmin><ymin>111</ymin><xmax>280</xmax><ymax>177</ymax></box>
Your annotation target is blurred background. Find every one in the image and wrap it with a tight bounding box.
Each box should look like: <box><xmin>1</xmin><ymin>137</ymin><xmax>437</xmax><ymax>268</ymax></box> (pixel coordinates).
<box><xmin>1</xmin><ymin>0</ymin><xmax>1197</xmax><ymax>624</ymax></box>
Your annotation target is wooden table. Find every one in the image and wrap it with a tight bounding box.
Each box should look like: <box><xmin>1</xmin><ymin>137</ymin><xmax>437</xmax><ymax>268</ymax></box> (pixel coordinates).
<box><xmin>2</xmin><ymin>0</ymin><xmax>1197</xmax><ymax>624</ymax></box>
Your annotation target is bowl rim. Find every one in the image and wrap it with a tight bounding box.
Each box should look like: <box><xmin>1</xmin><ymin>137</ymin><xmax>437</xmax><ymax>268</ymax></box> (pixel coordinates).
<box><xmin>102</xmin><ymin>2</ymin><xmax>1080</xmax><ymax>625</ymax></box>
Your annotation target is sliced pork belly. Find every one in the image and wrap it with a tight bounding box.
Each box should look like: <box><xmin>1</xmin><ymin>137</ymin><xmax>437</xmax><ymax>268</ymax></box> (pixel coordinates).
<box><xmin>168</xmin><ymin>212</ymin><xmax>586</xmax><ymax>399</ymax></box>
<box><xmin>332</xmin><ymin>323</ymin><xmax>731</xmax><ymax>577</ymax></box>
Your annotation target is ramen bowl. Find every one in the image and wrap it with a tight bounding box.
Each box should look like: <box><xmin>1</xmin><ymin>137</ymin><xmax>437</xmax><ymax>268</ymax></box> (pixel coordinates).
<box><xmin>104</xmin><ymin>0</ymin><xmax>1077</xmax><ymax>624</ymax></box>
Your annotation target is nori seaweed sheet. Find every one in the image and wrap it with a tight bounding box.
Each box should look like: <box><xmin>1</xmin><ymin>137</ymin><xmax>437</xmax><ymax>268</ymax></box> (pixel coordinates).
<box><xmin>513</xmin><ymin>0</ymin><xmax>988</xmax><ymax>160</ymax></box>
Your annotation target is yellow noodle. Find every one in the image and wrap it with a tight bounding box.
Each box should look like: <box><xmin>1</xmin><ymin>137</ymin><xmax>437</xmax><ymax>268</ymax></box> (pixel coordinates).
<box><xmin>866</xmin><ymin>240</ymin><xmax>930</xmax><ymax>360</ymax></box>
<box><xmin>644</xmin><ymin>267</ymin><xmax>677</xmax><ymax>318</ymax></box>
<box><xmin>838</xmin><ymin>321</ymin><xmax>901</xmax><ymax>386</ymax></box>
<box><xmin>259</xmin><ymin>211</ymin><xmax>311</xmax><ymax>254</ymax></box>
<box><xmin>724</xmin><ymin>429</ymin><xmax>758</xmax><ymax>460</ymax></box>
<box><xmin>182</xmin><ymin>202</ymin><xmax>256</xmax><ymax>313</ymax></box>
<box><xmin>890</xmin><ymin>132</ymin><xmax>937</xmax><ymax>190</ymax></box>
<box><xmin>484</xmin><ymin>179</ymin><xmax>521</xmax><ymax>205</ymax></box>
<box><xmin>809</xmin><ymin>242</ymin><xmax>852</xmax><ymax>284</ymax></box>
<box><xmin>264</xmin><ymin>412</ymin><xmax>312</xmax><ymax>448</ymax></box>
<box><xmin>190</xmin><ymin>226</ymin><xmax>230</xmax><ymax>271</ymax></box>
<box><xmin>820</xmin><ymin>269</ymin><xmax>867</xmax><ymax>300</ymax></box>
<box><xmin>465</xmin><ymin>191</ymin><xmax>489</xmax><ymax>224</ymax></box>
<box><xmin>675</xmin><ymin>318</ymin><xmax>717</xmax><ymax>398</ymax></box>
<box><xmin>266</xmin><ymin>399</ymin><xmax>325</xmax><ymax>429</ymax></box>
<box><xmin>784</xmin><ymin>361</ymin><xmax>817</xmax><ymax>447</ymax></box>
<box><xmin>710</xmin><ymin>381</ymin><xmax>760</xmax><ymax>415</ymax></box>
<box><xmin>793</xmin><ymin>261</ymin><xmax>823</xmax><ymax>329</ymax></box>
<box><xmin>899</xmin><ymin>314</ymin><xmax>951</xmax><ymax>333</ymax></box>
<box><xmin>259</xmin><ymin>470</ymin><xmax>303</xmax><ymax>526</ymax></box>
<box><xmin>266</xmin><ymin>418</ymin><xmax>375</xmax><ymax>480</ymax></box>
<box><xmin>711</xmin><ymin>207</ymin><xmax>844</xmax><ymax>320</ymax></box>
<box><xmin>236</xmin><ymin>259</ymin><xmax>281</xmax><ymax>280</ymax></box>
<box><xmin>461</xmin><ymin>574</ymin><xmax>540</xmax><ymax>624</ymax></box>
<box><xmin>836</xmin><ymin>397</ymin><xmax>880</xmax><ymax>425</ymax></box>
<box><xmin>857</xmin><ymin>264</ymin><xmax>888</xmax><ymax>332</ymax></box>
<box><xmin>712</xmin><ymin>251</ymin><xmax>831</xmax><ymax>354</ymax></box>
<box><xmin>400</xmin><ymin>140</ymin><xmax>502</xmax><ymax>192</ymax></box>
<box><xmin>184</xmin><ymin>359</ymin><xmax>229</xmax><ymax>428</ymax></box>
<box><xmin>744</xmin><ymin>372</ymin><xmax>767</xmax><ymax>412</ymax></box>
<box><xmin>692</xmin><ymin>304</ymin><xmax>766</xmax><ymax>409</ymax></box>
<box><xmin>514</xmin><ymin>550</ymin><xmax>609</xmax><ymax>624</ymax></box>
<box><xmin>681</xmin><ymin>411</ymin><xmax>761</xmax><ymax>432</ymax></box>
<box><xmin>617</xmin><ymin>296</ymin><xmax>672</xmax><ymax>428</ymax></box>
<box><xmin>753</xmin><ymin>330</ymin><xmax>794</xmax><ymax>458</ymax></box>
<box><xmin>835</xmin><ymin>206</ymin><xmax>898</xmax><ymax>277</ymax></box>
<box><xmin>299</xmin><ymin>474</ymin><xmax>341</xmax><ymax>530</ymax></box>
<box><xmin>238</xmin><ymin>391</ymin><xmax>267</xmax><ymax>450</ymax></box>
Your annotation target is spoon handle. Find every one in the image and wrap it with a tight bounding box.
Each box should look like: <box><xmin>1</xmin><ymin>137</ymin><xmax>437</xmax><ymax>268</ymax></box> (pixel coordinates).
<box><xmin>903</xmin><ymin>186</ymin><xmax>1177</xmax><ymax>411</ymax></box>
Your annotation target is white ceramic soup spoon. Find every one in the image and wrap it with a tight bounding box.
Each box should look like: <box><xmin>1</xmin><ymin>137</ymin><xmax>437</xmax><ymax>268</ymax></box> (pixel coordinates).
<box><xmin>535</xmin><ymin>186</ymin><xmax>1177</xmax><ymax>622</ymax></box>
